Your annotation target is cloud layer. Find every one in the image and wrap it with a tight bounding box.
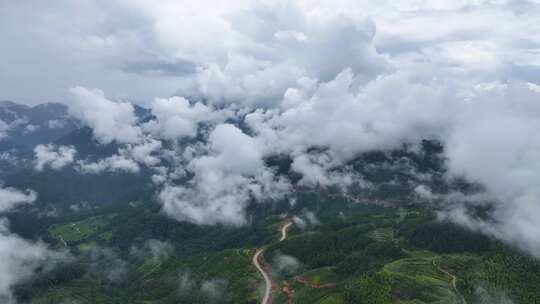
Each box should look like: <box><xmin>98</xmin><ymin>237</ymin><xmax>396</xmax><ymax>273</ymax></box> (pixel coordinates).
<box><xmin>6</xmin><ymin>1</ymin><xmax>540</xmax><ymax>257</ymax></box>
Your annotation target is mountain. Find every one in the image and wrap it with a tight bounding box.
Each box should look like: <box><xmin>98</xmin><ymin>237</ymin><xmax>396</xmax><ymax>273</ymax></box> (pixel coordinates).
<box><xmin>0</xmin><ymin>101</ymin><xmax>150</xmax><ymax>154</ymax></box>
<box><xmin>0</xmin><ymin>101</ymin><xmax>79</xmax><ymax>151</ymax></box>
<box><xmin>0</xmin><ymin>101</ymin><xmax>152</xmax><ymax>207</ymax></box>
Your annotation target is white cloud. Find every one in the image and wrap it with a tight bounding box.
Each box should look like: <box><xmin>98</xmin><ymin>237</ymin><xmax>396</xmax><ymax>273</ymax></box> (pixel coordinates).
<box><xmin>33</xmin><ymin>140</ymin><xmax>161</xmax><ymax>175</ymax></box>
<box><xmin>0</xmin><ymin>220</ymin><xmax>48</xmax><ymax>304</ymax></box>
<box><xmin>0</xmin><ymin>186</ymin><xmax>51</xmax><ymax>304</ymax></box>
<box><xmin>0</xmin><ymin>117</ymin><xmax>29</xmax><ymax>140</ymax></box>
<box><xmin>143</xmin><ymin>96</ymin><xmax>228</xmax><ymax>140</ymax></box>
<box><xmin>158</xmin><ymin>124</ymin><xmax>290</xmax><ymax>226</ymax></box>
<box><xmin>181</xmin><ymin>2</ymin><xmax>388</xmax><ymax>107</ymax></box>
<box><xmin>272</xmin><ymin>254</ymin><xmax>301</xmax><ymax>277</ymax></box>
<box><xmin>292</xmin><ymin>216</ymin><xmax>307</xmax><ymax>230</ymax></box>
<box><xmin>0</xmin><ymin>120</ymin><xmax>11</xmax><ymax>139</ymax></box>
<box><xmin>196</xmin><ymin>124</ymin><xmax>263</xmax><ymax>175</ymax></box>
<box><xmin>67</xmin><ymin>86</ymin><xmax>142</xmax><ymax>144</ymax></box>
<box><xmin>246</xmin><ymin>69</ymin><xmax>454</xmax><ymax>162</ymax></box>
<box><xmin>77</xmin><ymin>155</ymin><xmax>140</xmax><ymax>174</ymax></box>
<box><xmin>290</xmin><ymin>152</ymin><xmax>356</xmax><ymax>187</ymax></box>
<box><xmin>47</xmin><ymin>119</ymin><xmax>66</xmax><ymax>129</ymax></box>
<box><xmin>76</xmin><ymin>138</ymin><xmax>162</xmax><ymax>174</ymax></box>
<box><xmin>34</xmin><ymin>144</ymin><xmax>76</xmax><ymax>171</ymax></box>
<box><xmin>304</xmin><ymin>211</ymin><xmax>320</xmax><ymax>226</ymax></box>
<box><xmin>125</xmin><ymin>138</ymin><xmax>162</xmax><ymax>166</ymax></box>
<box><xmin>442</xmin><ymin>82</ymin><xmax>540</xmax><ymax>257</ymax></box>
<box><xmin>145</xmin><ymin>239</ymin><xmax>174</xmax><ymax>261</ymax></box>
<box><xmin>0</xmin><ymin>187</ymin><xmax>37</xmax><ymax>213</ymax></box>
<box><xmin>2</xmin><ymin>0</ymin><xmax>539</xmax><ymax>105</ymax></box>
<box><xmin>23</xmin><ymin>124</ymin><xmax>39</xmax><ymax>134</ymax></box>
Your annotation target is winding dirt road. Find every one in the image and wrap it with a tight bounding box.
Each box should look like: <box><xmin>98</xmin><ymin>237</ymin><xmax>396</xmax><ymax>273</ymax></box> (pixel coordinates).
<box><xmin>279</xmin><ymin>222</ymin><xmax>293</xmax><ymax>241</ymax></box>
<box><xmin>253</xmin><ymin>220</ymin><xmax>293</xmax><ymax>304</ymax></box>
<box><xmin>433</xmin><ymin>260</ymin><xmax>467</xmax><ymax>304</ymax></box>
<box><xmin>253</xmin><ymin>249</ymin><xmax>273</xmax><ymax>304</ymax></box>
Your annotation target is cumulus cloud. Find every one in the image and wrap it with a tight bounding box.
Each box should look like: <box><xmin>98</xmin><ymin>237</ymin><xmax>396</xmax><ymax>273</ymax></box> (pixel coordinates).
<box><xmin>143</xmin><ymin>96</ymin><xmax>229</xmax><ymax>140</ymax></box>
<box><xmin>67</xmin><ymin>86</ymin><xmax>142</xmax><ymax>144</ymax></box>
<box><xmin>441</xmin><ymin>82</ymin><xmax>540</xmax><ymax>257</ymax></box>
<box><xmin>290</xmin><ymin>152</ymin><xmax>354</xmax><ymax>187</ymax></box>
<box><xmin>76</xmin><ymin>138</ymin><xmax>162</xmax><ymax>174</ymax></box>
<box><xmin>125</xmin><ymin>138</ymin><xmax>162</xmax><ymax>166</ymax></box>
<box><xmin>2</xmin><ymin>0</ymin><xmax>539</xmax><ymax>105</ymax></box>
<box><xmin>0</xmin><ymin>116</ymin><xmax>29</xmax><ymax>140</ymax></box>
<box><xmin>0</xmin><ymin>220</ymin><xmax>48</xmax><ymax>304</ymax></box>
<box><xmin>0</xmin><ymin>187</ymin><xmax>37</xmax><ymax>213</ymax></box>
<box><xmin>47</xmin><ymin>119</ymin><xmax>66</xmax><ymax>129</ymax></box>
<box><xmin>245</xmin><ymin>69</ymin><xmax>454</xmax><ymax>162</ymax></box>
<box><xmin>23</xmin><ymin>124</ymin><xmax>39</xmax><ymax>134</ymax></box>
<box><xmin>77</xmin><ymin>154</ymin><xmax>140</xmax><ymax>174</ymax></box>
<box><xmin>183</xmin><ymin>1</ymin><xmax>388</xmax><ymax>107</ymax></box>
<box><xmin>0</xmin><ymin>186</ymin><xmax>50</xmax><ymax>304</ymax></box>
<box><xmin>158</xmin><ymin>124</ymin><xmax>291</xmax><ymax>226</ymax></box>
<box><xmin>34</xmin><ymin>144</ymin><xmax>76</xmax><ymax>171</ymax></box>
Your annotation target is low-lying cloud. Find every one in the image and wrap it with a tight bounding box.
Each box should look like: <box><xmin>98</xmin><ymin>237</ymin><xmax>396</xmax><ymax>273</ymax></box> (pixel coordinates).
<box><xmin>0</xmin><ymin>186</ymin><xmax>50</xmax><ymax>303</ymax></box>
<box><xmin>158</xmin><ymin>124</ymin><xmax>291</xmax><ymax>226</ymax></box>
<box><xmin>34</xmin><ymin>144</ymin><xmax>76</xmax><ymax>171</ymax></box>
<box><xmin>67</xmin><ymin>87</ymin><xmax>142</xmax><ymax>144</ymax></box>
<box><xmin>0</xmin><ymin>221</ymin><xmax>48</xmax><ymax>304</ymax></box>
<box><xmin>0</xmin><ymin>186</ymin><xmax>37</xmax><ymax>213</ymax></box>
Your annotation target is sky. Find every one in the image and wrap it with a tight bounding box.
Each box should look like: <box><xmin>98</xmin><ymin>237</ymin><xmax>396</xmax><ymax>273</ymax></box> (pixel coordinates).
<box><xmin>1</xmin><ymin>0</ymin><xmax>539</xmax><ymax>105</ymax></box>
<box><xmin>2</xmin><ymin>1</ymin><xmax>540</xmax><ymax>297</ymax></box>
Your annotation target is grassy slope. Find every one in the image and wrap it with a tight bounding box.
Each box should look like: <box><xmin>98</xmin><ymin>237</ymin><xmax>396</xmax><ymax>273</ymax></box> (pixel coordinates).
<box><xmin>48</xmin><ymin>214</ymin><xmax>115</xmax><ymax>246</ymax></box>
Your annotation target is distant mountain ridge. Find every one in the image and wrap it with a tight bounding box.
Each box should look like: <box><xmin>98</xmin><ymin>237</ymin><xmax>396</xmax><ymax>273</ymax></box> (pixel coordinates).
<box><xmin>0</xmin><ymin>100</ymin><xmax>153</xmax><ymax>206</ymax></box>
<box><xmin>0</xmin><ymin>101</ymin><xmax>79</xmax><ymax>151</ymax></box>
<box><xmin>0</xmin><ymin>100</ymin><xmax>151</xmax><ymax>154</ymax></box>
